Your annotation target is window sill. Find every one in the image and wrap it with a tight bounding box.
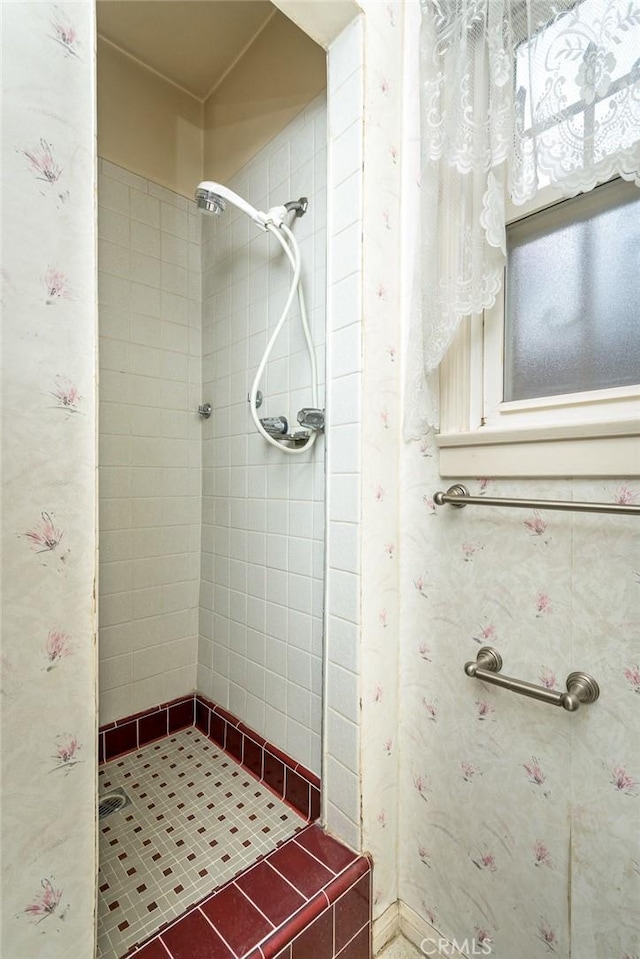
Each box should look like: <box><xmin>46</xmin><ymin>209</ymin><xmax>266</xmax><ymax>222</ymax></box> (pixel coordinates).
<box><xmin>437</xmin><ymin>419</ymin><xmax>640</xmax><ymax>478</ymax></box>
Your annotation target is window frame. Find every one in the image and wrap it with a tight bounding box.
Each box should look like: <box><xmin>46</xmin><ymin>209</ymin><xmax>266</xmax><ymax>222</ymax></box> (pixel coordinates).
<box><xmin>437</xmin><ymin>179</ymin><xmax>640</xmax><ymax>478</ymax></box>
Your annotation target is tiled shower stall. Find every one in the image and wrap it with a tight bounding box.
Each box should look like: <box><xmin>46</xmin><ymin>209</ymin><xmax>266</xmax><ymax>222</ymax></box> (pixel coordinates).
<box><xmin>96</xmin><ymin>50</ymin><xmax>370</xmax><ymax>956</ymax></box>
<box><xmin>98</xmin><ymin>93</ymin><xmax>327</xmax><ymax>777</ymax></box>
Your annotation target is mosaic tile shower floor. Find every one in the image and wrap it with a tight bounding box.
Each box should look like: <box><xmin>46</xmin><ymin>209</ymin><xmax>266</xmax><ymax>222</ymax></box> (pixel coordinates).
<box><xmin>97</xmin><ymin>728</ymin><xmax>305</xmax><ymax>959</ymax></box>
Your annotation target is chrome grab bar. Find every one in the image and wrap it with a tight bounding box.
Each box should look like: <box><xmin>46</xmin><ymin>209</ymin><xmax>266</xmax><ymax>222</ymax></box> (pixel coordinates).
<box><xmin>434</xmin><ymin>484</ymin><xmax>640</xmax><ymax>516</ymax></box>
<box><xmin>464</xmin><ymin>647</ymin><xmax>600</xmax><ymax>712</ymax></box>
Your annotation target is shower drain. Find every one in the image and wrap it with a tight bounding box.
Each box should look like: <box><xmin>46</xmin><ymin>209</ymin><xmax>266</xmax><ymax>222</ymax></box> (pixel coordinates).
<box><xmin>98</xmin><ymin>787</ymin><xmax>131</xmax><ymax>820</ymax></box>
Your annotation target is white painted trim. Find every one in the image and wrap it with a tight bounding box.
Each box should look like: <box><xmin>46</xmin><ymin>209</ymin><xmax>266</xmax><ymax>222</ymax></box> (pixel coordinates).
<box><xmin>272</xmin><ymin>0</ymin><xmax>361</xmax><ymax>48</ymax></box>
<box><xmin>438</xmin><ymin>431</ymin><xmax>640</xmax><ymax>478</ymax></box>
<box><xmin>399</xmin><ymin>902</ymin><xmax>468</xmax><ymax>958</ymax></box>
<box><xmin>373</xmin><ymin>901</ymin><xmax>400</xmax><ymax>955</ymax></box>
<box><xmin>439</xmin><ymin>175</ymin><xmax>640</xmax><ymax>478</ymax></box>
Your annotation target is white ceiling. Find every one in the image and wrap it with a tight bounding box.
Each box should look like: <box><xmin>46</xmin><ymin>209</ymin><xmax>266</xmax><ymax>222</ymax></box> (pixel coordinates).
<box><xmin>96</xmin><ymin>0</ymin><xmax>276</xmax><ymax>101</ymax></box>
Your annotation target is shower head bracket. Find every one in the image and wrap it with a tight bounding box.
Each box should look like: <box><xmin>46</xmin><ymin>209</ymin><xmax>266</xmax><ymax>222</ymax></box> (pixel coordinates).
<box><xmin>284</xmin><ymin>197</ymin><xmax>308</xmax><ymax>218</ymax></box>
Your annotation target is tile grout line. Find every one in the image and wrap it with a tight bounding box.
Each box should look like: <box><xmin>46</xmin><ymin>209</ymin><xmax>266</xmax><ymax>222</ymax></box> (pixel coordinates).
<box><xmin>197</xmin><ymin>905</ymin><xmax>240</xmax><ymax>959</ymax></box>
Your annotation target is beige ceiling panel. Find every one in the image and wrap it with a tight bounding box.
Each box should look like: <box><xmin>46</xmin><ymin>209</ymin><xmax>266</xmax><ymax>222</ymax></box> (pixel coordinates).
<box><xmin>97</xmin><ymin>0</ymin><xmax>274</xmax><ymax>99</ymax></box>
<box><xmin>203</xmin><ymin>10</ymin><xmax>326</xmax><ymax>183</ymax></box>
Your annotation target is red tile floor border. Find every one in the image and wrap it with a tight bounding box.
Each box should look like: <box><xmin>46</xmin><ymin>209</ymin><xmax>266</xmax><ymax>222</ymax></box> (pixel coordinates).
<box><xmin>126</xmin><ymin>823</ymin><xmax>372</xmax><ymax>959</ymax></box>
<box><xmin>99</xmin><ymin>696</ymin><xmax>320</xmax><ymax>823</ymax></box>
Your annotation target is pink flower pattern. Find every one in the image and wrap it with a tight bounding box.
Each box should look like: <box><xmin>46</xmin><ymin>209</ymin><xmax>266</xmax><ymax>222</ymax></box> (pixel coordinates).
<box><xmin>384</xmin><ymin>543</ymin><xmax>395</xmax><ymax>559</ymax></box>
<box><xmin>473</xmin><ymin>623</ymin><xmax>496</xmax><ymax>645</ymax></box>
<box><xmin>611</xmin><ymin>766</ymin><xmax>639</xmax><ymax>796</ymax></box>
<box><xmin>379</xmin><ymin>608</ymin><xmax>388</xmax><ymax>628</ymax></box>
<box><xmin>413</xmin><ymin>774</ymin><xmax>429</xmax><ymax>799</ymax></box>
<box><xmin>418</xmin><ymin>846</ymin><xmax>431</xmax><ymax>867</ymax></box>
<box><xmin>418</xmin><ymin>642</ymin><xmax>431</xmax><ymax>662</ymax></box>
<box><xmin>51</xmin><ymin>376</ymin><xmax>80</xmax><ymax>412</ymax></box>
<box><xmin>385</xmin><ymin>345</ymin><xmax>396</xmax><ymax>363</ymax></box>
<box><xmin>462</xmin><ymin>542</ymin><xmax>483</xmax><ymax>562</ymax></box>
<box><xmin>475</xmin><ymin>928</ymin><xmax>492</xmax><ymax>947</ymax></box>
<box><xmin>535</xmin><ymin>592</ymin><xmax>552</xmax><ymax>616</ymax></box>
<box><xmin>615</xmin><ymin>485</ymin><xmax>637</xmax><ymax>505</ymax></box>
<box><xmin>25</xmin><ymin>512</ymin><xmax>64</xmax><ymax>553</ymax></box>
<box><xmin>475</xmin><ymin>700</ymin><xmax>494</xmax><ymax>721</ymax></box>
<box><xmin>472</xmin><ymin>851</ymin><xmax>497</xmax><ymax>872</ymax></box>
<box><xmin>49</xmin><ymin>8</ymin><xmax>80</xmax><ymax>57</ymax></box>
<box><xmin>461</xmin><ymin>761</ymin><xmax>479</xmax><ymax>782</ymax></box>
<box><xmin>524</xmin><ymin>510</ymin><xmax>550</xmax><ymax>541</ymax></box>
<box><xmin>539</xmin><ymin>667</ymin><xmax>557</xmax><ymax>690</ymax></box>
<box><xmin>414</xmin><ymin>574</ymin><xmax>428</xmax><ymax>596</ymax></box>
<box><xmin>423</xmin><ymin>904</ymin><xmax>437</xmax><ymax>925</ymax></box>
<box><xmin>624</xmin><ymin>665</ymin><xmax>640</xmax><ymax>693</ymax></box>
<box><xmin>422</xmin><ymin>495</ymin><xmax>436</xmax><ymax>514</ymax></box>
<box><xmin>44</xmin><ymin>267</ymin><xmax>72</xmax><ymax>302</ymax></box>
<box><xmin>24</xmin><ymin>878</ymin><xmax>63</xmax><ymax>923</ymax></box>
<box><xmin>52</xmin><ymin>734</ymin><xmax>82</xmax><ymax>771</ymax></box>
<box><xmin>537</xmin><ymin>920</ymin><xmax>557</xmax><ymax>952</ymax></box>
<box><xmin>45</xmin><ymin>630</ymin><xmax>72</xmax><ymax>669</ymax></box>
<box><xmin>534</xmin><ymin>841</ymin><xmax>553</xmax><ymax>868</ymax></box>
<box><xmin>383</xmin><ymin>738</ymin><xmax>393</xmax><ymax>755</ymax></box>
<box><xmin>22</xmin><ymin>139</ymin><xmax>62</xmax><ymax>184</ymax></box>
<box><xmin>524</xmin><ymin>757</ymin><xmax>546</xmax><ymax>787</ymax></box>
<box><xmin>422</xmin><ymin>698</ymin><xmax>438</xmax><ymax>721</ymax></box>
<box><xmin>374</xmin><ymin>485</ymin><xmax>385</xmax><ymax>502</ymax></box>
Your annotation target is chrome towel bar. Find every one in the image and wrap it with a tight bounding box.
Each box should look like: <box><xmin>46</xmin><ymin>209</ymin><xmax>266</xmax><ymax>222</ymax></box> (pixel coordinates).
<box><xmin>465</xmin><ymin>647</ymin><xmax>600</xmax><ymax>712</ymax></box>
<box><xmin>434</xmin><ymin>484</ymin><xmax>640</xmax><ymax>517</ymax></box>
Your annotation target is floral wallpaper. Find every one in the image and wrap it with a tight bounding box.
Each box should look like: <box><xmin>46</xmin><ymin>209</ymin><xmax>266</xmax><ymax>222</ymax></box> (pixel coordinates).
<box><xmin>358</xmin><ymin>0</ymin><xmax>405</xmax><ymax>924</ymax></box>
<box><xmin>398</xmin><ymin>458</ymin><xmax>640</xmax><ymax>957</ymax></box>
<box><xmin>357</xmin><ymin>4</ymin><xmax>640</xmax><ymax>955</ymax></box>
<box><xmin>1</xmin><ymin>3</ymin><xmax>98</xmax><ymax>957</ymax></box>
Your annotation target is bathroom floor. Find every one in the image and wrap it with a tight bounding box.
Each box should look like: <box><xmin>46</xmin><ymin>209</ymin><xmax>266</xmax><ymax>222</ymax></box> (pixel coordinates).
<box><xmin>97</xmin><ymin>728</ymin><xmax>305</xmax><ymax>959</ymax></box>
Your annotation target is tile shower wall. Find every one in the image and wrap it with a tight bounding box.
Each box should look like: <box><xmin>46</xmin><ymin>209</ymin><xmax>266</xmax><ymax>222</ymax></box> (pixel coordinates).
<box><xmin>198</xmin><ymin>94</ymin><xmax>327</xmax><ymax>776</ymax></box>
<box><xmin>98</xmin><ymin>160</ymin><xmax>202</xmax><ymax>725</ymax></box>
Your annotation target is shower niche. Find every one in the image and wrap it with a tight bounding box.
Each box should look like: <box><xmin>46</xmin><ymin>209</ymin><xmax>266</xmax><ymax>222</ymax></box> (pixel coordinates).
<box><xmin>96</xmin><ymin>2</ymin><xmax>337</xmax><ymax>955</ymax></box>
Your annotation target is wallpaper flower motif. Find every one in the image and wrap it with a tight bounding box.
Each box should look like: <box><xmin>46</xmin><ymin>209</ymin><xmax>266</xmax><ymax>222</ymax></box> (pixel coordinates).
<box><xmin>49</xmin><ymin>6</ymin><xmax>80</xmax><ymax>58</ymax></box>
<box><xmin>24</xmin><ymin>878</ymin><xmax>64</xmax><ymax>924</ymax></box>
<box><xmin>51</xmin><ymin>735</ymin><xmax>82</xmax><ymax>773</ymax></box>
<box><xmin>2</xmin><ymin>3</ymin><xmax>96</xmax><ymax>956</ymax></box>
<box><xmin>44</xmin><ymin>267</ymin><xmax>72</xmax><ymax>303</ymax></box>
<box><xmin>24</xmin><ymin>512</ymin><xmax>64</xmax><ymax>554</ymax></box>
<box><xmin>21</xmin><ymin>139</ymin><xmax>62</xmax><ymax>184</ymax></box>
<box><xmin>50</xmin><ymin>376</ymin><xmax>80</xmax><ymax>413</ymax></box>
<box><xmin>45</xmin><ymin>630</ymin><xmax>73</xmax><ymax>670</ymax></box>
<box><xmin>400</xmin><ymin>423</ymin><xmax>640</xmax><ymax>957</ymax></box>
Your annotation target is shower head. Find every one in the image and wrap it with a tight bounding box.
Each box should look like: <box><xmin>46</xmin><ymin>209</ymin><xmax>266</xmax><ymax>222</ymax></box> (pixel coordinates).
<box><xmin>195</xmin><ymin>187</ymin><xmax>226</xmax><ymax>216</ymax></box>
<box><xmin>195</xmin><ymin>181</ymin><xmax>267</xmax><ymax>230</ymax></box>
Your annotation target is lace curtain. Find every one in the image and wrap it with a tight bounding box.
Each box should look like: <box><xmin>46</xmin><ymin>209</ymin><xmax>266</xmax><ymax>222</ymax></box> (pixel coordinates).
<box><xmin>405</xmin><ymin>0</ymin><xmax>640</xmax><ymax>437</ymax></box>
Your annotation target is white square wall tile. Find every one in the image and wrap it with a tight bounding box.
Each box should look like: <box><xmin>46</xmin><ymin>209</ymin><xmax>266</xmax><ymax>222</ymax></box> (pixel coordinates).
<box><xmin>98</xmin><ymin>94</ymin><xmax>328</xmax><ymax>777</ymax></box>
<box><xmin>330</xmin><ymin>221</ymin><xmax>361</xmax><ymax>285</ymax></box>
<box><xmin>330</xmin><ymin>68</ymin><xmax>364</xmax><ymax>140</ymax></box>
<box><xmin>327</xmin><ymin>662</ymin><xmax>359</xmax><ymax>724</ymax></box>
<box><xmin>328</xmin><ymin>16</ymin><xmax>363</xmax><ymax>95</ymax></box>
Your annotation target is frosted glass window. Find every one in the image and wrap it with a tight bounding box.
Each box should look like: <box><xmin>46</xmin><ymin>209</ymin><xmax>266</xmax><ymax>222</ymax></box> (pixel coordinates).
<box><xmin>504</xmin><ymin>178</ymin><xmax>640</xmax><ymax>402</ymax></box>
